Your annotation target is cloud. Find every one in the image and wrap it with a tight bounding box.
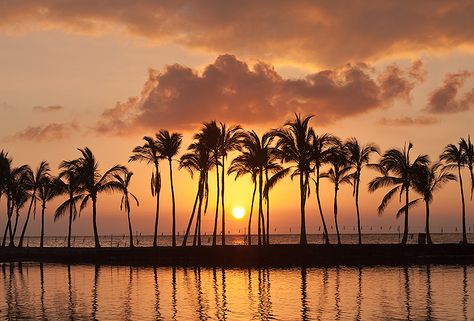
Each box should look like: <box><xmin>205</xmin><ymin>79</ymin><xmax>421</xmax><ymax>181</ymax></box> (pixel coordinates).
<box><xmin>33</xmin><ymin>105</ymin><xmax>64</xmax><ymax>112</ymax></box>
<box><xmin>9</xmin><ymin>122</ymin><xmax>79</xmax><ymax>141</ymax></box>
<box><xmin>95</xmin><ymin>55</ymin><xmax>424</xmax><ymax>134</ymax></box>
<box><xmin>378</xmin><ymin>116</ymin><xmax>438</xmax><ymax>126</ymax></box>
<box><xmin>1</xmin><ymin>1</ymin><xmax>474</xmax><ymax>66</ymax></box>
<box><xmin>426</xmin><ymin>71</ymin><xmax>474</xmax><ymax>113</ymax></box>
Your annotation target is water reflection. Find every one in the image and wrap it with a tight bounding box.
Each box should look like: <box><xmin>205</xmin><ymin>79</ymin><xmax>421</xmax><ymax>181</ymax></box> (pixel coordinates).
<box><xmin>0</xmin><ymin>263</ymin><xmax>472</xmax><ymax>320</ymax></box>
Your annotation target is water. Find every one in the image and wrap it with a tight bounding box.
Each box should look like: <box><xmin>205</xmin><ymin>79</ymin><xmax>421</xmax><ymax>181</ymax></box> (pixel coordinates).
<box><xmin>12</xmin><ymin>233</ymin><xmax>474</xmax><ymax>247</ymax></box>
<box><xmin>0</xmin><ymin>262</ymin><xmax>473</xmax><ymax>320</ymax></box>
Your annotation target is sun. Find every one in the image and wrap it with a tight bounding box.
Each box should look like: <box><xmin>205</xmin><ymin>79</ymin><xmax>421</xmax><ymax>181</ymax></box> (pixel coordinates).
<box><xmin>232</xmin><ymin>206</ymin><xmax>245</xmax><ymax>219</ymax></box>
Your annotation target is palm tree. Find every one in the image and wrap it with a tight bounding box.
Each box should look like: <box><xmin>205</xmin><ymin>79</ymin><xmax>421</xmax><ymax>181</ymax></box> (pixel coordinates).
<box><xmin>195</xmin><ymin>121</ymin><xmax>222</xmax><ymax>246</ymax></box>
<box><xmin>228</xmin><ymin>154</ymin><xmax>258</xmax><ymax>245</ymax></box>
<box><xmin>18</xmin><ymin>161</ymin><xmax>50</xmax><ymax>247</ymax></box>
<box><xmin>460</xmin><ymin>136</ymin><xmax>473</xmax><ymax>199</ymax></box>
<box><xmin>273</xmin><ymin>114</ymin><xmax>313</xmax><ymax>245</ymax></box>
<box><xmin>345</xmin><ymin>138</ymin><xmax>379</xmax><ymax>244</ymax></box>
<box><xmin>75</xmin><ymin>147</ymin><xmax>126</xmax><ymax>248</ymax></box>
<box><xmin>156</xmin><ymin>130</ymin><xmax>182</xmax><ymax>247</ymax></box>
<box><xmin>130</xmin><ymin>136</ymin><xmax>161</xmax><ymax>247</ymax></box>
<box><xmin>218</xmin><ymin>123</ymin><xmax>243</xmax><ymax>245</ymax></box>
<box><xmin>0</xmin><ymin>150</ymin><xmax>12</xmax><ymax>246</ymax></box>
<box><xmin>179</xmin><ymin>142</ymin><xmax>214</xmax><ymax>246</ymax></box>
<box><xmin>9</xmin><ymin>166</ymin><xmax>32</xmax><ymax>246</ymax></box>
<box><xmin>55</xmin><ymin>160</ymin><xmax>84</xmax><ymax>248</ymax></box>
<box><xmin>441</xmin><ymin>142</ymin><xmax>468</xmax><ymax>243</ymax></box>
<box><xmin>309</xmin><ymin>133</ymin><xmax>337</xmax><ymax>244</ymax></box>
<box><xmin>369</xmin><ymin>143</ymin><xmax>429</xmax><ymax>244</ymax></box>
<box><xmin>113</xmin><ymin>170</ymin><xmax>139</xmax><ymax>248</ymax></box>
<box><xmin>322</xmin><ymin>141</ymin><xmax>352</xmax><ymax>244</ymax></box>
<box><xmin>37</xmin><ymin>176</ymin><xmax>62</xmax><ymax>247</ymax></box>
<box><xmin>410</xmin><ymin>162</ymin><xmax>455</xmax><ymax>244</ymax></box>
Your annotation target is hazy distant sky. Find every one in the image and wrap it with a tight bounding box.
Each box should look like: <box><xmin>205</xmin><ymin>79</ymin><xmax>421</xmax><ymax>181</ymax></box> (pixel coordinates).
<box><xmin>0</xmin><ymin>1</ymin><xmax>473</xmax><ymax>237</ymax></box>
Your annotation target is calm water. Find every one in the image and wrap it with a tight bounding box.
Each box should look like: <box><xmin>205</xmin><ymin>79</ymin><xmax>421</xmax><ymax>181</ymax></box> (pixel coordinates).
<box><xmin>0</xmin><ymin>263</ymin><xmax>473</xmax><ymax>320</ymax></box>
<box><xmin>13</xmin><ymin>233</ymin><xmax>474</xmax><ymax>247</ymax></box>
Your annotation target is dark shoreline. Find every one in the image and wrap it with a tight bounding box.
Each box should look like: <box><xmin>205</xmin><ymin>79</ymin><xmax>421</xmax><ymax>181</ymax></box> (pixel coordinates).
<box><xmin>1</xmin><ymin>244</ymin><xmax>474</xmax><ymax>267</ymax></box>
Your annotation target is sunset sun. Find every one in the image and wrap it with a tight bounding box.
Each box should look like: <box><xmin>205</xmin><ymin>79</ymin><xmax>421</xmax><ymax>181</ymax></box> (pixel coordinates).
<box><xmin>232</xmin><ymin>206</ymin><xmax>245</xmax><ymax>219</ymax></box>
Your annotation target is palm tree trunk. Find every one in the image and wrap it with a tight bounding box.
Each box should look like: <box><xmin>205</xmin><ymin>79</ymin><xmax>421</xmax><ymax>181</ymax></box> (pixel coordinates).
<box><xmin>299</xmin><ymin>172</ymin><xmax>308</xmax><ymax>245</ymax></box>
<box><xmin>18</xmin><ymin>190</ymin><xmax>36</xmax><ymax>247</ymax></box>
<box><xmin>265</xmin><ymin>170</ymin><xmax>270</xmax><ymax>245</ymax></box>
<box><xmin>212</xmin><ymin>159</ymin><xmax>220</xmax><ymax>246</ymax></box>
<box><xmin>183</xmin><ymin>178</ymin><xmax>201</xmax><ymax>246</ymax></box>
<box><xmin>355</xmin><ymin>177</ymin><xmax>362</xmax><ymax>244</ymax></box>
<box><xmin>221</xmin><ymin>156</ymin><xmax>226</xmax><ymax>245</ymax></box>
<box><xmin>334</xmin><ymin>185</ymin><xmax>341</xmax><ymax>244</ymax></box>
<box><xmin>40</xmin><ymin>201</ymin><xmax>46</xmax><ymax>248</ymax></box>
<box><xmin>258</xmin><ymin>170</ymin><xmax>266</xmax><ymax>245</ymax></box>
<box><xmin>248</xmin><ymin>181</ymin><xmax>257</xmax><ymax>246</ymax></box>
<box><xmin>458</xmin><ymin>166</ymin><xmax>467</xmax><ymax>244</ymax></box>
<box><xmin>127</xmin><ymin>206</ymin><xmax>134</xmax><ymax>248</ymax></box>
<box><xmin>92</xmin><ymin>196</ymin><xmax>100</xmax><ymax>248</ymax></box>
<box><xmin>168</xmin><ymin>158</ymin><xmax>177</xmax><ymax>247</ymax></box>
<box><xmin>425</xmin><ymin>200</ymin><xmax>432</xmax><ymax>244</ymax></box>
<box><xmin>67</xmin><ymin>193</ymin><xmax>73</xmax><ymax>248</ymax></box>
<box><xmin>195</xmin><ymin>185</ymin><xmax>204</xmax><ymax>247</ymax></box>
<box><xmin>153</xmin><ymin>165</ymin><xmax>161</xmax><ymax>248</ymax></box>
<box><xmin>2</xmin><ymin>197</ymin><xmax>13</xmax><ymax>247</ymax></box>
<box><xmin>401</xmin><ymin>187</ymin><xmax>409</xmax><ymax>244</ymax></box>
<box><xmin>10</xmin><ymin>206</ymin><xmax>20</xmax><ymax>247</ymax></box>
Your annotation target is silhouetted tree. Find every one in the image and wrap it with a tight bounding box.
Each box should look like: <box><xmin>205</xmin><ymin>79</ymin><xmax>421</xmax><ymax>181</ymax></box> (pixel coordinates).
<box><xmin>156</xmin><ymin>130</ymin><xmax>182</xmax><ymax>247</ymax></box>
<box><xmin>309</xmin><ymin>133</ymin><xmax>337</xmax><ymax>244</ymax></box>
<box><xmin>369</xmin><ymin>143</ymin><xmax>429</xmax><ymax>244</ymax></box>
<box><xmin>37</xmin><ymin>176</ymin><xmax>62</xmax><ymax>247</ymax></box>
<box><xmin>0</xmin><ymin>150</ymin><xmax>13</xmax><ymax>247</ymax></box>
<box><xmin>441</xmin><ymin>142</ymin><xmax>468</xmax><ymax>243</ymax></box>
<box><xmin>9</xmin><ymin>166</ymin><xmax>32</xmax><ymax>246</ymax></box>
<box><xmin>18</xmin><ymin>161</ymin><xmax>49</xmax><ymax>247</ymax></box>
<box><xmin>75</xmin><ymin>147</ymin><xmax>126</xmax><ymax>248</ymax></box>
<box><xmin>218</xmin><ymin>123</ymin><xmax>243</xmax><ymax>245</ymax></box>
<box><xmin>322</xmin><ymin>140</ymin><xmax>352</xmax><ymax>244</ymax></box>
<box><xmin>273</xmin><ymin>114</ymin><xmax>314</xmax><ymax>245</ymax></box>
<box><xmin>113</xmin><ymin>170</ymin><xmax>139</xmax><ymax>247</ymax></box>
<box><xmin>345</xmin><ymin>138</ymin><xmax>379</xmax><ymax>244</ymax></box>
<box><xmin>130</xmin><ymin>136</ymin><xmax>161</xmax><ymax>247</ymax></box>
<box><xmin>55</xmin><ymin>160</ymin><xmax>84</xmax><ymax>248</ymax></box>
<box><xmin>410</xmin><ymin>162</ymin><xmax>455</xmax><ymax>244</ymax></box>
<box><xmin>179</xmin><ymin>141</ymin><xmax>214</xmax><ymax>246</ymax></box>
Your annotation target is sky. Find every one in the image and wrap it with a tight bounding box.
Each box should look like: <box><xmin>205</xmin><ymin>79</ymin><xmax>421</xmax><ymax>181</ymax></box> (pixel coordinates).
<box><xmin>0</xmin><ymin>1</ymin><xmax>473</xmax><ymax>237</ymax></box>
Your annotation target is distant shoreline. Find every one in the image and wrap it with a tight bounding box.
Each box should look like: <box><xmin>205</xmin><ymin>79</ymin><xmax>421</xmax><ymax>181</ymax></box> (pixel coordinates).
<box><xmin>1</xmin><ymin>244</ymin><xmax>474</xmax><ymax>267</ymax></box>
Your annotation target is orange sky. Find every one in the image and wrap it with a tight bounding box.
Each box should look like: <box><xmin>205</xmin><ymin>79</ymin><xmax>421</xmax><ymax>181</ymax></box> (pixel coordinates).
<box><xmin>0</xmin><ymin>1</ymin><xmax>473</xmax><ymax>237</ymax></box>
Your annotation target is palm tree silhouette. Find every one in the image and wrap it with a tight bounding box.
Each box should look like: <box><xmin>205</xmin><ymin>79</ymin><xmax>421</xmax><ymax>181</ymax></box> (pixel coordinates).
<box><xmin>75</xmin><ymin>147</ymin><xmax>126</xmax><ymax>248</ymax></box>
<box><xmin>8</xmin><ymin>165</ymin><xmax>32</xmax><ymax>246</ymax></box>
<box><xmin>322</xmin><ymin>140</ymin><xmax>352</xmax><ymax>244</ymax></box>
<box><xmin>228</xmin><ymin>150</ymin><xmax>258</xmax><ymax>245</ymax></box>
<box><xmin>37</xmin><ymin>176</ymin><xmax>62</xmax><ymax>247</ymax></box>
<box><xmin>195</xmin><ymin>121</ymin><xmax>222</xmax><ymax>246</ymax></box>
<box><xmin>179</xmin><ymin>140</ymin><xmax>213</xmax><ymax>246</ymax></box>
<box><xmin>410</xmin><ymin>162</ymin><xmax>455</xmax><ymax>244</ymax></box>
<box><xmin>18</xmin><ymin>161</ymin><xmax>50</xmax><ymax>247</ymax></box>
<box><xmin>113</xmin><ymin>170</ymin><xmax>139</xmax><ymax>247</ymax></box>
<box><xmin>309</xmin><ymin>133</ymin><xmax>337</xmax><ymax>244</ymax></box>
<box><xmin>130</xmin><ymin>136</ymin><xmax>162</xmax><ymax>247</ymax></box>
<box><xmin>0</xmin><ymin>151</ymin><xmax>18</xmax><ymax>247</ymax></box>
<box><xmin>441</xmin><ymin>142</ymin><xmax>468</xmax><ymax>243</ymax></box>
<box><xmin>345</xmin><ymin>138</ymin><xmax>379</xmax><ymax>244</ymax></box>
<box><xmin>369</xmin><ymin>143</ymin><xmax>429</xmax><ymax>244</ymax></box>
<box><xmin>156</xmin><ymin>130</ymin><xmax>182</xmax><ymax>247</ymax></box>
<box><xmin>229</xmin><ymin>131</ymin><xmax>277</xmax><ymax>245</ymax></box>
<box><xmin>55</xmin><ymin>160</ymin><xmax>84</xmax><ymax>248</ymax></box>
<box><xmin>218</xmin><ymin>123</ymin><xmax>243</xmax><ymax>245</ymax></box>
<box><xmin>273</xmin><ymin>114</ymin><xmax>314</xmax><ymax>245</ymax></box>
<box><xmin>460</xmin><ymin>136</ymin><xmax>473</xmax><ymax>199</ymax></box>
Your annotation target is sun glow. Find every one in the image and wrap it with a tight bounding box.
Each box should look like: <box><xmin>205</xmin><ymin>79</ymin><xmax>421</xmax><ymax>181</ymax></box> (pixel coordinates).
<box><xmin>232</xmin><ymin>206</ymin><xmax>245</xmax><ymax>219</ymax></box>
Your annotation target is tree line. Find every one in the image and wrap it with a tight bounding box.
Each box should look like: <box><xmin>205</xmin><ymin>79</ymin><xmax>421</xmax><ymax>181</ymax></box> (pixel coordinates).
<box><xmin>0</xmin><ymin>114</ymin><xmax>472</xmax><ymax>248</ymax></box>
